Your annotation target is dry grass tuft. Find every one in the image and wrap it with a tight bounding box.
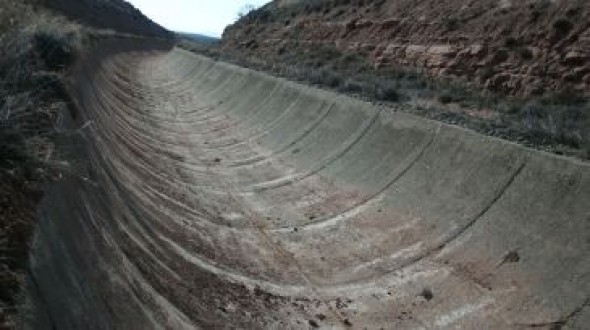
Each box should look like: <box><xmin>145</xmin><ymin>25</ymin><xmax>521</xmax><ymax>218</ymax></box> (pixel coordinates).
<box><xmin>0</xmin><ymin>1</ymin><xmax>86</xmax><ymax>327</ymax></box>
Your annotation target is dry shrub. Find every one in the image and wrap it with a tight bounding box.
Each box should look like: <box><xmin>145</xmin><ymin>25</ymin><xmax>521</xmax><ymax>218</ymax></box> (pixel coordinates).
<box><xmin>0</xmin><ymin>3</ymin><xmax>85</xmax><ymax>327</ymax></box>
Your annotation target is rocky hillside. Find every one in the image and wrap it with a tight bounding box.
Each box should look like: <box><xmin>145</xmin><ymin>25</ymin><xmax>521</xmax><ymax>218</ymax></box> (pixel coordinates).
<box><xmin>32</xmin><ymin>0</ymin><xmax>170</xmax><ymax>38</ymax></box>
<box><xmin>222</xmin><ymin>0</ymin><xmax>590</xmax><ymax>97</ymax></box>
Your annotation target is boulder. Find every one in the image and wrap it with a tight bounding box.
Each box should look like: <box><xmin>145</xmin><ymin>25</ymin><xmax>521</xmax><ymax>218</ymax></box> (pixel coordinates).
<box><xmin>469</xmin><ymin>44</ymin><xmax>486</xmax><ymax>57</ymax></box>
<box><xmin>425</xmin><ymin>45</ymin><xmax>457</xmax><ymax>67</ymax></box>
<box><xmin>427</xmin><ymin>45</ymin><xmax>457</xmax><ymax>57</ymax></box>
<box><xmin>383</xmin><ymin>43</ymin><xmax>403</xmax><ymax>56</ymax></box>
<box><xmin>406</xmin><ymin>45</ymin><xmax>428</xmax><ymax>57</ymax></box>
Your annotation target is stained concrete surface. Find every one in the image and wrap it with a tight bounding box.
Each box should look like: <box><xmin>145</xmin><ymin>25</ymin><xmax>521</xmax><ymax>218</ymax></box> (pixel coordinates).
<box><xmin>26</xmin><ymin>43</ymin><xmax>589</xmax><ymax>329</ymax></box>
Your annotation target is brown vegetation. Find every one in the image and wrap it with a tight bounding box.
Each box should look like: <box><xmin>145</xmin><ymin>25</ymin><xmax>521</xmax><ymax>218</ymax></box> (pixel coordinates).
<box><xmin>0</xmin><ymin>0</ymin><xmax>171</xmax><ymax>326</ymax></box>
<box><xmin>0</xmin><ymin>4</ymin><xmax>84</xmax><ymax>326</ymax></box>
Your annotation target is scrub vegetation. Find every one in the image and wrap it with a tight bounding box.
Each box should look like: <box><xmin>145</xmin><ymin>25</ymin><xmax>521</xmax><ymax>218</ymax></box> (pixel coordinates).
<box><xmin>0</xmin><ymin>2</ymin><xmax>86</xmax><ymax>326</ymax></box>
<box><xmin>0</xmin><ymin>0</ymin><xmax>168</xmax><ymax>326</ymax></box>
<box><xmin>180</xmin><ymin>33</ymin><xmax>590</xmax><ymax>160</ymax></box>
<box><xmin>192</xmin><ymin>0</ymin><xmax>590</xmax><ymax>159</ymax></box>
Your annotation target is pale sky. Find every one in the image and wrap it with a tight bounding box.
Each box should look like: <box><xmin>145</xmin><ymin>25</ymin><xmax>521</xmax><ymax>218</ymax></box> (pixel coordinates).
<box><xmin>125</xmin><ymin>0</ymin><xmax>272</xmax><ymax>37</ymax></box>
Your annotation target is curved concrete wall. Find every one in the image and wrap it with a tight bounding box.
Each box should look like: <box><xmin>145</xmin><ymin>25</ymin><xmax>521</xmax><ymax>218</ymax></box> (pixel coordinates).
<box><xmin>27</xmin><ymin>44</ymin><xmax>589</xmax><ymax>329</ymax></box>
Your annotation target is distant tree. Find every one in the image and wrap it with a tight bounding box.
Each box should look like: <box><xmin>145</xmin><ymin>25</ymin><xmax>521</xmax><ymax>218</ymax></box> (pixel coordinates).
<box><xmin>237</xmin><ymin>4</ymin><xmax>256</xmax><ymax>19</ymax></box>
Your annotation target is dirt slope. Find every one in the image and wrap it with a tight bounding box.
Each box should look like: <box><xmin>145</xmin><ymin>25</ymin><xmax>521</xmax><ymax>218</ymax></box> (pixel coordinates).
<box><xmin>222</xmin><ymin>0</ymin><xmax>590</xmax><ymax>97</ymax></box>
<box><xmin>0</xmin><ymin>0</ymin><xmax>171</xmax><ymax>326</ymax></box>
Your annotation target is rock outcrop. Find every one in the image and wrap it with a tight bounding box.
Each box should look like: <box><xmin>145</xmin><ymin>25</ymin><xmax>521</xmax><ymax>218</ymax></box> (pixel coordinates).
<box><xmin>222</xmin><ymin>0</ymin><xmax>590</xmax><ymax>96</ymax></box>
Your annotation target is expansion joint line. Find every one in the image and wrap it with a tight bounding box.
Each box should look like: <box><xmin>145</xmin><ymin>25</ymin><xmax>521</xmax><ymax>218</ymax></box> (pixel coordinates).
<box><xmin>208</xmin><ymin>150</ymin><xmax>350</xmax><ymax>325</ymax></box>
<box><xmin>396</xmin><ymin>156</ymin><xmax>528</xmax><ymax>274</ymax></box>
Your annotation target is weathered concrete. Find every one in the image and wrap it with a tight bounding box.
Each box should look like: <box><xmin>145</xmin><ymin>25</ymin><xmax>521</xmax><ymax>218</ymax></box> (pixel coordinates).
<box><xmin>26</xmin><ymin>44</ymin><xmax>589</xmax><ymax>329</ymax></box>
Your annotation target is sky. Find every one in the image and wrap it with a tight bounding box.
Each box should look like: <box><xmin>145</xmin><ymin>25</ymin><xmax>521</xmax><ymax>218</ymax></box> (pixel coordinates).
<box><xmin>125</xmin><ymin>0</ymin><xmax>271</xmax><ymax>38</ymax></box>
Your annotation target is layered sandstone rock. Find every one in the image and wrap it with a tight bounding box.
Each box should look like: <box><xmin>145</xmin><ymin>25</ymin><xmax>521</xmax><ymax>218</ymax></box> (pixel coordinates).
<box><xmin>222</xmin><ymin>0</ymin><xmax>590</xmax><ymax>96</ymax></box>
